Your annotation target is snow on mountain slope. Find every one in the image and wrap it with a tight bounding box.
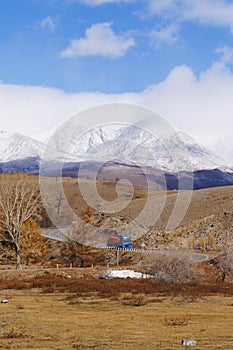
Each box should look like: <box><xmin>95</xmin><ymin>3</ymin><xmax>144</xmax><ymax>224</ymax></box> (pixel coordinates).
<box><xmin>0</xmin><ymin>131</ymin><xmax>45</xmax><ymax>162</ymax></box>
<box><xmin>60</xmin><ymin>125</ymin><xmax>125</xmax><ymax>161</ymax></box>
<box><xmin>0</xmin><ymin>126</ymin><xmax>227</xmax><ymax>173</ymax></box>
<box><xmin>165</xmin><ymin>131</ymin><xmax>226</xmax><ymax>171</ymax></box>
<box><xmin>64</xmin><ymin>124</ymin><xmax>226</xmax><ymax>171</ymax></box>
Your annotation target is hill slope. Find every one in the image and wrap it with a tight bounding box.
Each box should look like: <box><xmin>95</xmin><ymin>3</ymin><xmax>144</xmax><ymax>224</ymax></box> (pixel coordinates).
<box><xmin>49</xmin><ymin>177</ymin><xmax>233</xmax><ymax>248</ymax></box>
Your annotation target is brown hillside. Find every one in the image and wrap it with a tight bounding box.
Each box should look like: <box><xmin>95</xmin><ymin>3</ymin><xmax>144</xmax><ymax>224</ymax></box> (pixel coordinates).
<box><xmin>51</xmin><ymin>177</ymin><xmax>233</xmax><ymax>249</ymax></box>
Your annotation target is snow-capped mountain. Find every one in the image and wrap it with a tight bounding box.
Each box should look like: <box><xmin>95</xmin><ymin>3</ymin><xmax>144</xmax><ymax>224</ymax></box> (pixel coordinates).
<box><xmin>163</xmin><ymin>131</ymin><xmax>226</xmax><ymax>171</ymax></box>
<box><xmin>58</xmin><ymin>124</ymin><xmax>226</xmax><ymax>172</ymax></box>
<box><xmin>0</xmin><ymin>127</ymin><xmax>232</xmax><ymax>190</ymax></box>
<box><xmin>0</xmin><ymin>130</ymin><xmax>45</xmax><ymax>162</ymax></box>
<box><xmin>47</xmin><ymin>124</ymin><xmax>123</xmax><ymax>161</ymax></box>
<box><xmin>0</xmin><ymin>125</ymin><xmax>228</xmax><ymax>173</ymax></box>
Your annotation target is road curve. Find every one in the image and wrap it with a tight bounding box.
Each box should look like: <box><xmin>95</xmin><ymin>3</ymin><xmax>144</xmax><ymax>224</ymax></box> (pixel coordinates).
<box><xmin>41</xmin><ymin>229</ymin><xmax>209</xmax><ymax>262</ymax></box>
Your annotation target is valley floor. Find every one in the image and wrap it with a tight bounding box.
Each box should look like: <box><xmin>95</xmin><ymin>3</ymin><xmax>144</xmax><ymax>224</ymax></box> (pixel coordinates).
<box><xmin>0</xmin><ymin>271</ymin><xmax>233</xmax><ymax>349</ymax></box>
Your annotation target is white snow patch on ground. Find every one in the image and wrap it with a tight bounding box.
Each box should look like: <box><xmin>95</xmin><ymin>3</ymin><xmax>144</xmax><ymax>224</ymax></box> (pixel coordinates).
<box><xmin>101</xmin><ymin>269</ymin><xmax>153</xmax><ymax>279</ymax></box>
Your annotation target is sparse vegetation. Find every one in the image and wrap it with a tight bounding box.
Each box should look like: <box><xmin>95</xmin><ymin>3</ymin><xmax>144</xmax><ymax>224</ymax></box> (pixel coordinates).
<box><xmin>142</xmin><ymin>252</ymin><xmax>202</xmax><ymax>283</ymax></box>
<box><xmin>198</xmin><ymin>236</ymin><xmax>207</xmax><ymax>250</ymax></box>
<box><xmin>207</xmin><ymin>232</ymin><xmax>216</xmax><ymax>250</ymax></box>
<box><xmin>80</xmin><ymin>205</ymin><xmax>94</xmax><ymax>224</ymax></box>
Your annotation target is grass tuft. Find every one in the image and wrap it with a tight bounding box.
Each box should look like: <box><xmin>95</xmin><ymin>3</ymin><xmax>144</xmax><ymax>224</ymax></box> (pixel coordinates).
<box><xmin>164</xmin><ymin>314</ymin><xmax>191</xmax><ymax>326</ymax></box>
<box><xmin>2</xmin><ymin>327</ymin><xmax>26</xmax><ymax>339</ymax></box>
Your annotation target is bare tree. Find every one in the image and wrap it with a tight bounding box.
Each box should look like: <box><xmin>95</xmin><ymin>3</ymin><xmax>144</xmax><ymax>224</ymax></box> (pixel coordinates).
<box><xmin>55</xmin><ymin>191</ymin><xmax>66</xmax><ymax>215</ymax></box>
<box><xmin>218</xmin><ymin>247</ymin><xmax>233</xmax><ymax>282</ymax></box>
<box><xmin>0</xmin><ymin>173</ymin><xmax>42</xmax><ymax>269</ymax></box>
<box><xmin>142</xmin><ymin>252</ymin><xmax>202</xmax><ymax>283</ymax></box>
<box><xmin>62</xmin><ymin>229</ymin><xmax>92</xmax><ymax>268</ymax></box>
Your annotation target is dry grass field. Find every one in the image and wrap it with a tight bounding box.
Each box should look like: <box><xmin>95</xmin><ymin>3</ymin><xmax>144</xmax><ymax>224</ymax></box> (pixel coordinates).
<box><xmin>1</xmin><ymin>288</ymin><xmax>233</xmax><ymax>349</ymax></box>
<box><xmin>0</xmin><ymin>271</ymin><xmax>233</xmax><ymax>349</ymax></box>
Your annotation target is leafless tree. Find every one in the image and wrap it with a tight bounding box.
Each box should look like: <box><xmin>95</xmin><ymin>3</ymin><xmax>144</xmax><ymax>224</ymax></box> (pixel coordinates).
<box><xmin>218</xmin><ymin>247</ymin><xmax>233</xmax><ymax>282</ymax></box>
<box><xmin>142</xmin><ymin>252</ymin><xmax>202</xmax><ymax>283</ymax></box>
<box><xmin>0</xmin><ymin>173</ymin><xmax>42</xmax><ymax>269</ymax></box>
<box><xmin>55</xmin><ymin>191</ymin><xmax>65</xmax><ymax>215</ymax></box>
<box><xmin>62</xmin><ymin>230</ymin><xmax>92</xmax><ymax>268</ymax></box>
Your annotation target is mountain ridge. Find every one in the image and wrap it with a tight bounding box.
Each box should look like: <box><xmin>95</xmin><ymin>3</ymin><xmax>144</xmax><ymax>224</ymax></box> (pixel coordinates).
<box><xmin>0</xmin><ymin>127</ymin><xmax>231</xmax><ymax>187</ymax></box>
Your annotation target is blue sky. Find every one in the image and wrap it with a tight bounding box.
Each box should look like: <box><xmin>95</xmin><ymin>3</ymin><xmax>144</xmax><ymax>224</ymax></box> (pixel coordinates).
<box><xmin>1</xmin><ymin>0</ymin><xmax>233</xmax><ymax>145</ymax></box>
<box><xmin>0</xmin><ymin>0</ymin><xmax>232</xmax><ymax>93</ymax></box>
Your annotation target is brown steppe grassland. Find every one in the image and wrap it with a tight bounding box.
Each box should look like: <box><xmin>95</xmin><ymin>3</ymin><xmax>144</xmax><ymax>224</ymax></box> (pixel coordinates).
<box><xmin>1</xmin><ymin>173</ymin><xmax>233</xmax><ymax>349</ymax></box>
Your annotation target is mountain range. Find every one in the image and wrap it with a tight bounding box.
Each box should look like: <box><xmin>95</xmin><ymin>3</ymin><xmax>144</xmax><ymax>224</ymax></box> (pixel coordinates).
<box><xmin>0</xmin><ymin>127</ymin><xmax>233</xmax><ymax>190</ymax></box>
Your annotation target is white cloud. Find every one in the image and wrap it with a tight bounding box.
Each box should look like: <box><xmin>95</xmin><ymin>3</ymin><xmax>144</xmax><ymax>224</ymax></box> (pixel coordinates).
<box><xmin>1</xmin><ymin>59</ymin><xmax>233</xmax><ymax>146</ymax></box>
<box><xmin>40</xmin><ymin>16</ymin><xmax>56</xmax><ymax>32</ymax></box>
<box><xmin>147</xmin><ymin>0</ymin><xmax>233</xmax><ymax>32</ymax></box>
<box><xmin>60</xmin><ymin>22</ymin><xmax>135</xmax><ymax>58</ymax></box>
<box><xmin>147</xmin><ymin>0</ymin><xmax>176</xmax><ymax>16</ymax></box>
<box><xmin>149</xmin><ymin>25</ymin><xmax>180</xmax><ymax>47</ymax></box>
<box><xmin>216</xmin><ymin>45</ymin><xmax>233</xmax><ymax>64</ymax></box>
<box><xmin>78</xmin><ymin>0</ymin><xmax>134</xmax><ymax>5</ymax></box>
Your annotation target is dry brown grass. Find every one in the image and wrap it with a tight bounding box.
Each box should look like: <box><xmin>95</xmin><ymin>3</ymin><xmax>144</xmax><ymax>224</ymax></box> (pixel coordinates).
<box><xmin>164</xmin><ymin>314</ymin><xmax>191</xmax><ymax>326</ymax></box>
<box><xmin>2</xmin><ymin>327</ymin><xmax>26</xmax><ymax>339</ymax></box>
<box><xmin>0</xmin><ymin>288</ymin><xmax>233</xmax><ymax>349</ymax></box>
<box><xmin>0</xmin><ymin>271</ymin><xmax>233</xmax><ymax>349</ymax></box>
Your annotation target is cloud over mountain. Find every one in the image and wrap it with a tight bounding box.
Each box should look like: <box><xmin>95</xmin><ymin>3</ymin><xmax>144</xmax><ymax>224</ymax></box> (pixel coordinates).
<box><xmin>1</xmin><ymin>59</ymin><xmax>233</xmax><ymax>147</ymax></box>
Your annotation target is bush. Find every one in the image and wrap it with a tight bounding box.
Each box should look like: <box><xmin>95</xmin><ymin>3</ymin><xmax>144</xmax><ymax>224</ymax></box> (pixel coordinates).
<box><xmin>142</xmin><ymin>252</ymin><xmax>202</xmax><ymax>283</ymax></box>
<box><xmin>218</xmin><ymin>247</ymin><xmax>233</xmax><ymax>282</ymax></box>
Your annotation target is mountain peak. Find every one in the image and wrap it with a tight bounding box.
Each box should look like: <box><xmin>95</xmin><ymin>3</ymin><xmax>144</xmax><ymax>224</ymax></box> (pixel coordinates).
<box><xmin>0</xmin><ymin>131</ymin><xmax>45</xmax><ymax>163</ymax></box>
